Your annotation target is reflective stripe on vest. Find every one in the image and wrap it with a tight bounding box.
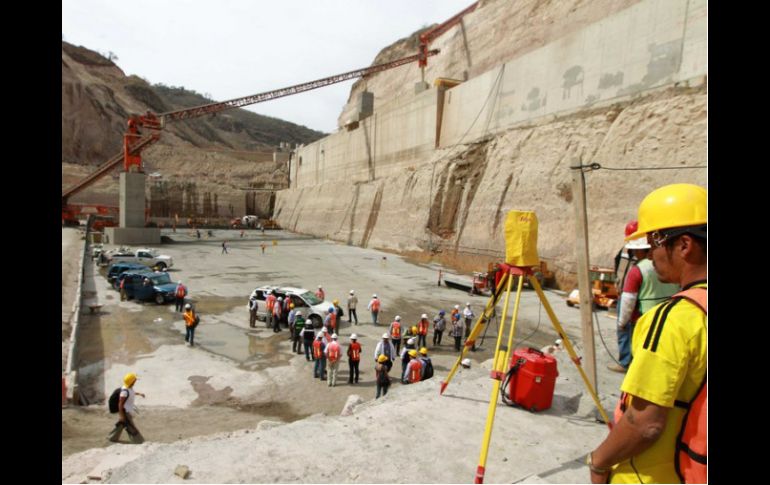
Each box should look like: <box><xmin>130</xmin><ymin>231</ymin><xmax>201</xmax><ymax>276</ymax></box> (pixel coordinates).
<box><xmin>313</xmin><ymin>340</ymin><xmax>323</xmax><ymax>359</ymax></box>
<box><xmin>409</xmin><ymin>361</ymin><xmax>421</xmax><ymax>383</ymax></box>
<box><xmin>350</xmin><ymin>344</ymin><xmax>360</xmax><ymax>361</ymax></box>
<box><xmin>418</xmin><ymin>320</ymin><xmax>428</xmax><ymax>335</ymax></box>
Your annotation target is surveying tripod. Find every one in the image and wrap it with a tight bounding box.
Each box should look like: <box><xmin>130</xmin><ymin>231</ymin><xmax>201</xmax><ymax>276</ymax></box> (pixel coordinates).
<box><xmin>439</xmin><ymin>263</ymin><xmax>612</xmax><ymax>484</ymax></box>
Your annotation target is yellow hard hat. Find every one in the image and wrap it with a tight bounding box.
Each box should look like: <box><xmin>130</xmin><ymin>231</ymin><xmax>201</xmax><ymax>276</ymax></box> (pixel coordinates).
<box><xmin>290</xmin><ymin>303</ymin><xmax>295</xmax><ymax>309</ymax></box>
<box><xmin>627</xmin><ymin>184</ymin><xmax>707</xmax><ymax>240</ymax></box>
<box><xmin>123</xmin><ymin>372</ymin><xmax>137</xmax><ymax>387</ymax></box>
<box><xmin>411</xmin><ymin>326</ymin><xmax>418</xmax><ymax>333</ymax></box>
<box><xmin>419</xmin><ymin>347</ymin><xmax>428</xmax><ymax>355</ymax></box>
<box><xmin>333</xmin><ymin>299</ymin><xmax>339</xmax><ymax>305</ymax></box>
<box><xmin>408</xmin><ymin>349</ymin><xmax>418</xmax><ymax>358</ymax></box>
<box><xmin>377</xmin><ymin>354</ymin><xmax>389</xmax><ymax>363</ymax></box>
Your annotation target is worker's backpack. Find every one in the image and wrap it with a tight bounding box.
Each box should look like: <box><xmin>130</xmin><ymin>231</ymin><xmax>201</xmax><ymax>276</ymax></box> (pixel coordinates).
<box><xmin>422</xmin><ymin>359</ymin><xmax>434</xmax><ymax>380</ymax></box>
<box><xmin>108</xmin><ymin>388</ymin><xmax>121</xmax><ymax>413</ymax></box>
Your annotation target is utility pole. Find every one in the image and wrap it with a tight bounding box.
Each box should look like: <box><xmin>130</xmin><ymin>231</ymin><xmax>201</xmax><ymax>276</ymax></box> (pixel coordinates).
<box><xmin>570</xmin><ymin>158</ymin><xmax>598</xmax><ymax>395</ymax></box>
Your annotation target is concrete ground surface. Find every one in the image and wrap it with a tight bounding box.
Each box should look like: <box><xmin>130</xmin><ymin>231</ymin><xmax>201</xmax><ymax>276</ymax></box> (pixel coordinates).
<box><xmin>61</xmin><ymin>228</ymin><xmax>627</xmax><ymax>483</ymax></box>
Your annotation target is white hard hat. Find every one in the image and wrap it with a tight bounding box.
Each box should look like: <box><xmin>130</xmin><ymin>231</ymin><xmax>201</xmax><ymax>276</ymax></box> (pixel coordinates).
<box><xmin>316</xmin><ymin>332</ymin><xmax>323</xmax><ymax>339</ymax></box>
<box><xmin>461</xmin><ymin>358</ymin><xmax>471</xmax><ymax>368</ymax></box>
<box><xmin>465</xmin><ymin>302</ymin><xmax>470</xmax><ymax>306</ymax></box>
<box><xmin>454</xmin><ymin>304</ymin><xmax>460</xmax><ymax>309</ymax></box>
<box><xmin>554</xmin><ymin>339</ymin><xmax>563</xmax><ymax>346</ymax></box>
<box><xmin>395</xmin><ymin>315</ymin><xmax>401</xmax><ymax>321</ymax></box>
<box><xmin>625</xmin><ymin>236</ymin><xmax>651</xmax><ymax>250</ymax></box>
<box><xmin>318</xmin><ymin>285</ymin><xmax>323</xmax><ymax>288</ymax></box>
<box><xmin>373</xmin><ymin>294</ymin><xmax>377</xmax><ymax>298</ymax></box>
<box><xmin>382</xmin><ymin>333</ymin><xmax>390</xmax><ymax>339</ymax></box>
<box><xmin>331</xmin><ymin>333</ymin><xmax>338</xmax><ymax>340</ymax></box>
<box><xmin>178</xmin><ymin>281</ymin><xmax>183</xmax><ymax>284</ymax></box>
<box><xmin>350</xmin><ymin>290</ymin><xmax>355</xmax><ymax>294</ymax></box>
<box><xmin>350</xmin><ymin>334</ymin><xmax>358</xmax><ymax>340</ymax></box>
<box><xmin>185</xmin><ymin>303</ymin><xmax>191</xmax><ymax>309</ymax></box>
<box><xmin>296</xmin><ymin>311</ymin><xmax>302</xmax><ymax>317</ymax></box>
<box><xmin>322</xmin><ymin>327</ymin><xmax>328</xmax><ymax>333</ymax></box>
<box><xmin>407</xmin><ymin>338</ymin><xmax>415</xmax><ymax>345</ymax></box>
<box><xmin>421</xmin><ymin>313</ymin><xmax>428</xmax><ymax>319</ymax></box>
<box><xmin>277</xmin><ymin>296</ymin><xmax>283</xmax><ymax>301</ymax></box>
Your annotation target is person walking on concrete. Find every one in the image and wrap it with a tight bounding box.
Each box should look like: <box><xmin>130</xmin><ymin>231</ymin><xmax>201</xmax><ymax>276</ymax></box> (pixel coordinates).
<box><xmin>389</xmin><ymin>316</ymin><xmax>403</xmax><ymax>355</ymax></box>
<box><xmin>325</xmin><ymin>333</ymin><xmax>342</xmax><ymax>387</ymax></box>
<box><xmin>433</xmin><ymin>310</ymin><xmax>447</xmax><ymax>346</ymax></box>
<box><xmin>462</xmin><ymin>303</ymin><xmax>474</xmax><ymax>342</ymax></box>
<box><xmin>174</xmin><ymin>281</ymin><xmax>187</xmax><ymax>312</ymax></box>
<box><xmin>400</xmin><ymin>337</ymin><xmax>416</xmax><ymax>382</ymax></box>
<box><xmin>183</xmin><ymin>303</ymin><xmax>199</xmax><ymax>347</ymax></box>
<box><xmin>332</xmin><ymin>299</ymin><xmax>344</xmax><ymax>330</ymax></box>
<box><xmin>608</xmin><ymin>220</ymin><xmax>680</xmax><ymax>373</ymax></box>
<box><xmin>108</xmin><ymin>372</ymin><xmax>145</xmax><ymax>444</ymax></box>
<box><xmin>323</xmin><ymin>306</ymin><xmax>337</xmax><ymax>335</ymax></box>
<box><xmin>221</xmin><ymin>240</ymin><xmax>228</xmax><ymax>254</ymax></box>
<box><xmin>588</xmin><ymin>184</ymin><xmax>707</xmax><ymax>484</ymax></box>
<box><xmin>375</xmin><ymin>354</ymin><xmax>391</xmax><ymax>399</ymax></box>
<box><xmin>347</xmin><ymin>334</ymin><xmax>362</xmax><ymax>384</ymax></box>
<box><xmin>312</xmin><ymin>332</ymin><xmax>327</xmax><ymax>380</ymax></box>
<box><xmin>315</xmin><ymin>285</ymin><xmax>325</xmax><ymax>300</ymax></box>
<box><xmin>368</xmin><ymin>294</ymin><xmax>381</xmax><ymax>325</ymax></box>
<box><xmin>417</xmin><ymin>314</ymin><xmax>430</xmax><ymax>349</ymax></box>
<box><xmin>272</xmin><ymin>297</ymin><xmax>283</xmax><ymax>332</ymax></box>
<box><xmin>248</xmin><ymin>296</ymin><xmax>258</xmax><ymax>328</ymax></box>
<box><xmin>347</xmin><ymin>290</ymin><xmax>359</xmax><ymax>325</ymax></box>
<box><xmin>265</xmin><ymin>290</ymin><xmax>276</xmax><ymax>329</ymax></box>
<box><xmin>374</xmin><ymin>333</ymin><xmax>396</xmax><ymax>371</ymax></box>
<box><xmin>302</xmin><ymin>317</ymin><xmax>316</xmax><ymax>361</ymax></box>
<box><xmin>450</xmin><ymin>311</ymin><xmax>464</xmax><ymax>352</ymax></box>
<box><xmin>292</xmin><ymin>311</ymin><xmax>305</xmax><ymax>354</ymax></box>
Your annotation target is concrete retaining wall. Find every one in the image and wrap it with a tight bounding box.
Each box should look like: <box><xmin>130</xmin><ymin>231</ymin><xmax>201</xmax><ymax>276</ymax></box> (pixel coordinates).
<box><xmin>64</xmin><ymin>226</ymin><xmax>89</xmax><ymax>405</ymax></box>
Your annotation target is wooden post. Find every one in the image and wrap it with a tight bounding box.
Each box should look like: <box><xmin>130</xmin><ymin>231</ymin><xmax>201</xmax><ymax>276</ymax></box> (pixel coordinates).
<box><xmin>571</xmin><ymin>159</ymin><xmax>598</xmax><ymax>394</ymax></box>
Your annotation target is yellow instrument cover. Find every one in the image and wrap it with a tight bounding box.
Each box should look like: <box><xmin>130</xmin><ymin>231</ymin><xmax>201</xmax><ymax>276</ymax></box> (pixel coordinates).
<box><xmin>504</xmin><ymin>210</ymin><xmax>539</xmax><ymax>267</ymax></box>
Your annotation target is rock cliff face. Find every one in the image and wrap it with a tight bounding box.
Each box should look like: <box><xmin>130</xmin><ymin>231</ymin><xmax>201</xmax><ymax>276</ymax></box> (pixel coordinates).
<box><xmin>279</xmin><ymin>0</ymin><xmax>707</xmax><ymax>288</ymax></box>
<box><xmin>61</xmin><ymin>42</ymin><xmax>323</xmax><ymax>219</ymax></box>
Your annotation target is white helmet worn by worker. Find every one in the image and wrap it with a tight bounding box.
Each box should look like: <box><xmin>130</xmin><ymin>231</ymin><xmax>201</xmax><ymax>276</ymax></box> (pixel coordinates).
<box><xmin>350</xmin><ymin>334</ymin><xmax>357</xmax><ymax>340</ymax></box>
<box><xmin>185</xmin><ymin>303</ymin><xmax>191</xmax><ymax>309</ymax></box>
<box><xmin>295</xmin><ymin>311</ymin><xmax>302</xmax><ymax>317</ymax></box>
<box><xmin>465</xmin><ymin>302</ymin><xmax>470</xmax><ymax>307</ymax></box>
<box><xmin>350</xmin><ymin>290</ymin><xmax>355</xmax><ymax>295</ymax></box>
<box><xmin>454</xmin><ymin>304</ymin><xmax>460</xmax><ymax>309</ymax></box>
<box><xmin>395</xmin><ymin>315</ymin><xmax>401</xmax><ymax>321</ymax></box>
<box><xmin>318</xmin><ymin>285</ymin><xmax>323</xmax><ymax>289</ymax></box>
<box><xmin>331</xmin><ymin>333</ymin><xmax>338</xmax><ymax>340</ymax></box>
<box><xmin>421</xmin><ymin>313</ymin><xmax>428</xmax><ymax>319</ymax></box>
<box><xmin>407</xmin><ymin>338</ymin><xmax>416</xmax><ymax>345</ymax></box>
<box><xmin>382</xmin><ymin>333</ymin><xmax>390</xmax><ymax>339</ymax></box>
<box><xmin>316</xmin><ymin>332</ymin><xmax>323</xmax><ymax>339</ymax></box>
<box><xmin>373</xmin><ymin>294</ymin><xmax>377</xmax><ymax>298</ymax></box>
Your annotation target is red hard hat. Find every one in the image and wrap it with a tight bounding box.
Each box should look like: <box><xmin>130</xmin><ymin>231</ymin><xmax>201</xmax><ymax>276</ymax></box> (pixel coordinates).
<box><xmin>624</xmin><ymin>220</ymin><xmax>638</xmax><ymax>238</ymax></box>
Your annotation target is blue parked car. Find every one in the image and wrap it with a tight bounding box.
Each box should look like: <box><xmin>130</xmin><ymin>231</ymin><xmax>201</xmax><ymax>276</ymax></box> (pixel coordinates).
<box><xmin>118</xmin><ymin>270</ymin><xmax>178</xmax><ymax>304</ymax></box>
<box><xmin>107</xmin><ymin>262</ymin><xmax>147</xmax><ymax>287</ymax></box>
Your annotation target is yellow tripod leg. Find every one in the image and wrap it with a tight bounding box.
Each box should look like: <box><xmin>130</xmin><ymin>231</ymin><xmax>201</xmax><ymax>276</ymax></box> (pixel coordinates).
<box><xmin>440</xmin><ymin>271</ymin><xmax>510</xmax><ymax>394</ymax></box>
<box><xmin>475</xmin><ymin>273</ymin><xmax>525</xmax><ymax>484</ymax></box>
<box><xmin>528</xmin><ymin>274</ymin><xmax>611</xmax><ymax>428</ymax></box>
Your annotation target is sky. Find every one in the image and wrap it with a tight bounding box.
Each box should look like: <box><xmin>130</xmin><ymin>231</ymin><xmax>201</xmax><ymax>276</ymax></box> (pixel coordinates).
<box><xmin>62</xmin><ymin>0</ymin><xmax>473</xmax><ymax>134</ymax></box>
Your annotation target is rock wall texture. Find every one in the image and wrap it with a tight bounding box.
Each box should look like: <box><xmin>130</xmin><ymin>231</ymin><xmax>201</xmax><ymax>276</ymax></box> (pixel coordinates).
<box><xmin>277</xmin><ymin>0</ymin><xmax>707</xmax><ymax>287</ymax></box>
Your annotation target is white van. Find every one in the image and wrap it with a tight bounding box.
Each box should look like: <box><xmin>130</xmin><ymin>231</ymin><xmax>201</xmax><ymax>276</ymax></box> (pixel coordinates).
<box><xmin>249</xmin><ymin>286</ymin><xmax>334</xmax><ymax>328</ymax></box>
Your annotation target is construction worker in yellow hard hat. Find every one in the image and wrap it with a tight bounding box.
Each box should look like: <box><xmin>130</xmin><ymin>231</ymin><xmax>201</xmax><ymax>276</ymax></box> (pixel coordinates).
<box><xmin>418</xmin><ymin>347</ymin><xmax>434</xmax><ymax>380</ymax></box>
<box><xmin>108</xmin><ymin>372</ymin><xmax>145</xmax><ymax>444</ymax></box>
<box><xmin>589</xmin><ymin>183</ymin><xmax>707</xmax><ymax>484</ymax></box>
<box><xmin>404</xmin><ymin>349</ymin><xmax>423</xmax><ymax>384</ymax></box>
<box><xmin>375</xmin><ymin>354</ymin><xmax>391</xmax><ymax>399</ymax></box>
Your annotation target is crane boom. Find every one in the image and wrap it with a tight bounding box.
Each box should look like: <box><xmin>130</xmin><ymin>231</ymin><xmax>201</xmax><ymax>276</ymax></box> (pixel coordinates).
<box><xmin>61</xmin><ymin>48</ymin><xmax>439</xmax><ymax>206</ymax></box>
<box><xmin>161</xmin><ymin>49</ymin><xmax>439</xmax><ymax>122</ymax></box>
<box><xmin>418</xmin><ymin>2</ymin><xmax>478</xmax><ymax>69</ymax></box>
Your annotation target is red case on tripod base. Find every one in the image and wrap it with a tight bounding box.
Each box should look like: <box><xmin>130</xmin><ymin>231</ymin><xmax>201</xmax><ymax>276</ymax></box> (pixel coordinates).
<box><xmin>507</xmin><ymin>347</ymin><xmax>559</xmax><ymax>412</ymax></box>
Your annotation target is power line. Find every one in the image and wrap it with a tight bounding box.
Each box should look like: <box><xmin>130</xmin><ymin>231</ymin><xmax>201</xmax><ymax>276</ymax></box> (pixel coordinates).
<box><xmin>578</xmin><ymin>162</ymin><xmax>707</xmax><ymax>172</ymax></box>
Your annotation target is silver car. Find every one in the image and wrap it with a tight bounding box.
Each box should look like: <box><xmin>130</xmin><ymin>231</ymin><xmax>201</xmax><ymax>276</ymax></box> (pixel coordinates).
<box><xmin>249</xmin><ymin>286</ymin><xmax>334</xmax><ymax>328</ymax></box>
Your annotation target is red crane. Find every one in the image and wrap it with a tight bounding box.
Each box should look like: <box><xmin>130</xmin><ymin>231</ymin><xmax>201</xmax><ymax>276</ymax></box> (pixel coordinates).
<box><xmin>61</xmin><ymin>48</ymin><xmax>440</xmax><ymax>219</ymax></box>
<box><xmin>418</xmin><ymin>2</ymin><xmax>478</xmax><ymax>82</ymax></box>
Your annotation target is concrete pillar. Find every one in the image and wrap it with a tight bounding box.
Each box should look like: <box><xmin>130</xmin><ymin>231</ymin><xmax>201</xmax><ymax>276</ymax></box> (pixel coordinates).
<box><xmin>120</xmin><ymin>172</ymin><xmax>146</xmax><ymax>228</ymax></box>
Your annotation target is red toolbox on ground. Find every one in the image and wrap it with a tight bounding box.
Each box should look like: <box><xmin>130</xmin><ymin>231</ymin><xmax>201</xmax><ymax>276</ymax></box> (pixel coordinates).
<box><xmin>507</xmin><ymin>347</ymin><xmax>559</xmax><ymax>412</ymax></box>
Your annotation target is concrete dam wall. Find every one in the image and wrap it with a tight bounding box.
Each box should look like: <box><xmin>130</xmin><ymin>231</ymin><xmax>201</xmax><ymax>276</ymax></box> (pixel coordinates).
<box><xmin>275</xmin><ymin>0</ymin><xmax>707</xmax><ymax>286</ymax></box>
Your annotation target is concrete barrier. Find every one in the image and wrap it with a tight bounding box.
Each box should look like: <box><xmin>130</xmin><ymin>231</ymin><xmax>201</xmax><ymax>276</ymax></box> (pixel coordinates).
<box><xmin>64</xmin><ymin>223</ymin><xmax>90</xmax><ymax>405</ymax></box>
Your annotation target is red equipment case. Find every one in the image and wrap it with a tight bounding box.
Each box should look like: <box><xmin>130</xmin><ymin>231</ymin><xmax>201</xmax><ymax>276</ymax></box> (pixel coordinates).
<box><xmin>507</xmin><ymin>347</ymin><xmax>559</xmax><ymax>412</ymax></box>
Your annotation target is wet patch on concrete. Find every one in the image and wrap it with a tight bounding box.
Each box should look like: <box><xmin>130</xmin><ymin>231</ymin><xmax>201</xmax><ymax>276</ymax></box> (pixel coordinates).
<box><xmin>215</xmin><ymin>399</ymin><xmax>311</xmax><ymax>422</ymax></box>
<box><xmin>189</xmin><ymin>375</ymin><xmax>234</xmax><ymax>405</ymax></box>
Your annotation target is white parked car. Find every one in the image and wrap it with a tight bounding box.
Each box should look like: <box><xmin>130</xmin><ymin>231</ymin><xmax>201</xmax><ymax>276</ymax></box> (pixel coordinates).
<box><xmin>249</xmin><ymin>286</ymin><xmax>333</xmax><ymax>328</ymax></box>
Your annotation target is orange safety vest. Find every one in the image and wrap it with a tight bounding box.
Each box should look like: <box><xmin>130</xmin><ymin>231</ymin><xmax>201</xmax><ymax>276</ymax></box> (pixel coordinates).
<box><xmin>371</xmin><ymin>299</ymin><xmax>380</xmax><ymax>311</ymax></box>
<box><xmin>266</xmin><ymin>296</ymin><xmax>275</xmax><ymax>311</ymax></box>
<box><xmin>613</xmin><ymin>287</ymin><xmax>707</xmax><ymax>484</ymax></box>
<box><xmin>313</xmin><ymin>340</ymin><xmax>323</xmax><ymax>359</ymax></box>
<box><xmin>176</xmin><ymin>285</ymin><xmax>186</xmax><ymax>298</ymax></box>
<box><xmin>349</xmin><ymin>342</ymin><xmax>361</xmax><ymax>361</ymax></box>
<box><xmin>327</xmin><ymin>342</ymin><xmax>340</xmax><ymax>362</ymax></box>
<box><xmin>418</xmin><ymin>319</ymin><xmax>428</xmax><ymax>335</ymax></box>
<box><xmin>391</xmin><ymin>322</ymin><xmax>401</xmax><ymax>338</ymax></box>
<box><xmin>408</xmin><ymin>360</ymin><xmax>422</xmax><ymax>383</ymax></box>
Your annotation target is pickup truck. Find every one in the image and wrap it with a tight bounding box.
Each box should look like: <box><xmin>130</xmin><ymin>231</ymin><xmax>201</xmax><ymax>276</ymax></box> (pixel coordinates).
<box><xmin>107</xmin><ymin>247</ymin><xmax>174</xmax><ymax>270</ymax></box>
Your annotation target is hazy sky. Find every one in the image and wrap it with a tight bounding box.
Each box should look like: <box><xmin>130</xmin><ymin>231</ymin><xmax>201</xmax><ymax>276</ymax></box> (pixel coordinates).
<box><xmin>62</xmin><ymin>0</ymin><xmax>473</xmax><ymax>134</ymax></box>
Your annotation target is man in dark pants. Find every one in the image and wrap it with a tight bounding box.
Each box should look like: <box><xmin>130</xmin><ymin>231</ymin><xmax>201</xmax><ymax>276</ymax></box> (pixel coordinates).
<box><xmin>302</xmin><ymin>318</ymin><xmax>316</xmax><ymax>361</ymax></box>
<box><xmin>108</xmin><ymin>372</ymin><xmax>145</xmax><ymax>444</ymax></box>
<box><xmin>248</xmin><ymin>296</ymin><xmax>258</xmax><ymax>328</ymax></box>
<box><xmin>347</xmin><ymin>334</ymin><xmax>362</xmax><ymax>384</ymax></box>
<box><xmin>175</xmin><ymin>281</ymin><xmax>187</xmax><ymax>312</ymax></box>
